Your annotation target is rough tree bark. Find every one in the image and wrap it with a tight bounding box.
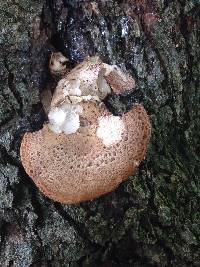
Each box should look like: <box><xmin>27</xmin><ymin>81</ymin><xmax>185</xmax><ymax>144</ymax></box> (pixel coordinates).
<box><xmin>0</xmin><ymin>0</ymin><xmax>200</xmax><ymax>266</ymax></box>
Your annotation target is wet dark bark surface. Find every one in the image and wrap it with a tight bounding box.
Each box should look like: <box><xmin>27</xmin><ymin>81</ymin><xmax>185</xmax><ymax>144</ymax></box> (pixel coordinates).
<box><xmin>0</xmin><ymin>0</ymin><xmax>200</xmax><ymax>266</ymax></box>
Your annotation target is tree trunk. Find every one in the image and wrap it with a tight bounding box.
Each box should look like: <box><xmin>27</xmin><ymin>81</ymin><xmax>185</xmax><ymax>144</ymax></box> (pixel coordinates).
<box><xmin>0</xmin><ymin>0</ymin><xmax>200</xmax><ymax>266</ymax></box>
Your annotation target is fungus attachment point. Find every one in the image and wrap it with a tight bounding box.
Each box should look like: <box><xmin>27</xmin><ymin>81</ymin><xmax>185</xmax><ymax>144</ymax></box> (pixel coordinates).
<box><xmin>20</xmin><ymin>56</ymin><xmax>151</xmax><ymax>203</ymax></box>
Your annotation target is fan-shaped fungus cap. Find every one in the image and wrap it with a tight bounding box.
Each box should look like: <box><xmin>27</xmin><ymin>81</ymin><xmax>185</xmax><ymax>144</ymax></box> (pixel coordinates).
<box><xmin>20</xmin><ymin>56</ymin><xmax>151</xmax><ymax>203</ymax></box>
<box><xmin>20</xmin><ymin>104</ymin><xmax>150</xmax><ymax>203</ymax></box>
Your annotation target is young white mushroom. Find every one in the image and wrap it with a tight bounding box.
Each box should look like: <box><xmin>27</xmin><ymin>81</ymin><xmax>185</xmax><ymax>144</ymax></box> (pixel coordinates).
<box><xmin>49</xmin><ymin>52</ymin><xmax>69</xmax><ymax>76</ymax></box>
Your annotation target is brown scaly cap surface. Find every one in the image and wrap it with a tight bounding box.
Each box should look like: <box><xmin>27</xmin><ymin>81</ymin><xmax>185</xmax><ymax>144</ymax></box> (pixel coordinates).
<box><xmin>20</xmin><ymin>104</ymin><xmax>151</xmax><ymax>204</ymax></box>
<box><xmin>103</xmin><ymin>65</ymin><xmax>136</xmax><ymax>93</ymax></box>
<box><xmin>80</xmin><ymin>101</ymin><xmax>110</xmax><ymax>126</ymax></box>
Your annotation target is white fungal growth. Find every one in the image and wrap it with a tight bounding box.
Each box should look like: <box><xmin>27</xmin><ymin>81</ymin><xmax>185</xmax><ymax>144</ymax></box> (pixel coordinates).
<box><xmin>62</xmin><ymin>113</ymin><xmax>80</xmax><ymax>134</ymax></box>
<box><xmin>96</xmin><ymin>115</ymin><xmax>125</xmax><ymax>147</ymax></box>
<box><xmin>48</xmin><ymin>123</ymin><xmax>63</xmax><ymax>134</ymax></box>
<box><xmin>48</xmin><ymin>107</ymin><xmax>66</xmax><ymax>126</ymax></box>
<box><xmin>48</xmin><ymin>104</ymin><xmax>83</xmax><ymax>134</ymax></box>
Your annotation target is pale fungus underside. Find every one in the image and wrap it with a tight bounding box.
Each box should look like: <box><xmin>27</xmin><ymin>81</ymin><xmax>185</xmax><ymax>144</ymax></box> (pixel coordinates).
<box><xmin>20</xmin><ymin>56</ymin><xmax>151</xmax><ymax>203</ymax></box>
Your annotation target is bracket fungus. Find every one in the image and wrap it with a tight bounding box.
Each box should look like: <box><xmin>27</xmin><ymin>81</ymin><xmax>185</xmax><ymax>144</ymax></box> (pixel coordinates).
<box><xmin>20</xmin><ymin>55</ymin><xmax>151</xmax><ymax>204</ymax></box>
